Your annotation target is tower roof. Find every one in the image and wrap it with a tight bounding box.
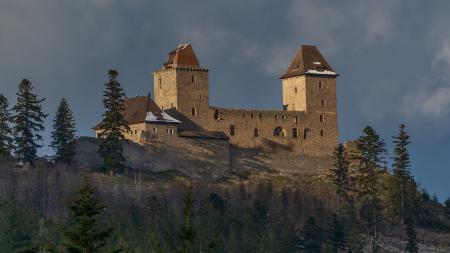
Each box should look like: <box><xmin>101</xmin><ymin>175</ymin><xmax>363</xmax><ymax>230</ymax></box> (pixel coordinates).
<box><xmin>163</xmin><ymin>44</ymin><xmax>200</xmax><ymax>69</ymax></box>
<box><xmin>280</xmin><ymin>45</ymin><xmax>338</xmax><ymax>79</ymax></box>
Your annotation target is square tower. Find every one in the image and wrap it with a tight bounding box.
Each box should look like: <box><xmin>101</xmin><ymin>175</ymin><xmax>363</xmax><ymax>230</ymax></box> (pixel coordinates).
<box><xmin>153</xmin><ymin>44</ymin><xmax>210</xmax><ymax>127</ymax></box>
<box><xmin>280</xmin><ymin>45</ymin><xmax>339</xmax><ymax>148</ymax></box>
<box><xmin>281</xmin><ymin>45</ymin><xmax>338</xmax><ymax>114</ymax></box>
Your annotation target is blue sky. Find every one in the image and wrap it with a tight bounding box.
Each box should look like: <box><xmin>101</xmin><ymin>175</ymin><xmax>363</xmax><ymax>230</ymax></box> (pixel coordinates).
<box><xmin>0</xmin><ymin>0</ymin><xmax>449</xmax><ymax>200</ymax></box>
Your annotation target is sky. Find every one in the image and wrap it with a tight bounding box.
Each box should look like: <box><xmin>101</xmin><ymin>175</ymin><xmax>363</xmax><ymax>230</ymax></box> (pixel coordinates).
<box><xmin>0</xmin><ymin>0</ymin><xmax>449</xmax><ymax>200</ymax></box>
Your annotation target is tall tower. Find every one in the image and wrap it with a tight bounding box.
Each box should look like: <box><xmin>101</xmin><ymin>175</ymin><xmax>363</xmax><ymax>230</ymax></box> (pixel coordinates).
<box><xmin>280</xmin><ymin>45</ymin><xmax>338</xmax><ymax>113</ymax></box>
<box><xmin>153</xmin><ymin>44</ymin><xmax>210</xmax><ymax>127</ymax></box>
<box><xmin>280</xmin><ymin>45</ymin><xmax>339</xmax><ymax>145</ymax></box>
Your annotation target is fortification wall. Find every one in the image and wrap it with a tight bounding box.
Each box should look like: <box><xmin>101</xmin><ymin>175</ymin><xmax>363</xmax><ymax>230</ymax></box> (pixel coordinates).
<box><xmin>205</xmin><ymin>107</ymin><xmax>337</xmax><ymax>156</ymax></box>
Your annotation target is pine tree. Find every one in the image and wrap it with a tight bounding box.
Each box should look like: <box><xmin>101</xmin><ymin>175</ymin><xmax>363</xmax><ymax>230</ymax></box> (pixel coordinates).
<box><xmin>331</xmin><ymin>215</ymin><xmax>346</xmax><ymax>253</ymax></box>
<box><xmin>390</xmin><ymin>124</ymin><xmax>417</xmax><ymax>221</ymax></box>
<box><xmin>299</xmin><ymin>217</ymin><xmax>324</xmax><ymax>253</ymax></box>
<box><xmin>62</xmin><ymin>178</ymin><xmax>114</xmax><ymax>253</ymax></box>
<box><xmin>179</xmin><ymin>184</ymin><xmax>196</xmax><ymax>253</ymax></box>
<box><xmin>50</xmin><ymin>98</ymin><xmax>77</xmax><ymax>165</ymax></box>
<box><xmin>404</xmin><ymin>217</ymin><xmax>418</xmax><ymax>253</ymax></box>
<box><xmin>12</xmin><ymin>79</ymin><xmax>48</xmax><ymax>165</ymax></box>
<box><xmin>330</xmin><ymin>143</ymin><xmax>352</xmax><ymax>216</ymax></box>
<box><xmin>354</xmin><ymin>126</ymin><xmax>386</xmax><ymax>252</ymax></box>
<box><xmin>0</xmin><ymin>94</ymin><xmax>13</xmax><ymax>160</ymax></box>
<box><xmin>97</xmin><ymin>70</ymin><xmax>129</xmax><ymax>173</ymax></box>
<box><xmin>444</xmin><ymin>198</ymin><xmax>450</xmax><ymax>218</ymax></box>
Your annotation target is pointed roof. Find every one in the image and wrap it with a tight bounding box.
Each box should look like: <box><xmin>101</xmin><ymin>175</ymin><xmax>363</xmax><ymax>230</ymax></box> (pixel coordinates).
<box><xmin>280</xmin><ymin>45</ymin><xmax>338</xmax><ymax>79</ymax></box>
<box><xmin>163</xmin><ymin>44</ymin><xmax>200</xmax><ymax>69</ymax></box>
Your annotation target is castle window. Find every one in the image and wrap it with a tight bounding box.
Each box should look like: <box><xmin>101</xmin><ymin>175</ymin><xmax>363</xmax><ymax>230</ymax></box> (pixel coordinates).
<box><xmin>214</xmin><ymin>110</ymin><xmax>221</xmax><ymax>120</ymax></box>
<box><xmin>171</xmin><ymin>103</ymin><xmax>174</xmax><ymax>108</ymax></box>
<box><xmin>254</xmin><ymin>128</ymin><xmax>260</xmax><ymax>137</ymax></box>
<box><xmin>282</xmin><ymin>115</ymin><xmax>286</xmax><ymax>120</ymax></box>
<box><xmin>135</xmin><ymin>130</ymin><xmax>138</xmax><ymax>134</ymax></box>
<box><xmin>294</xmin><ymin>116</ymin><xmax>298</xmax><ymax>124</ymax></box>
<box><xmin>294</xmin><ymin>87</ymin><xmax>298</xmax><ymax>93</ymax></box>
<box><xmin>153</xmin><ymin>127</ymin><xmax>158</xmax><ymax>134</ymax></box>
<box><xmin>275</xmin><ymin>115</ymin><xmax>279</xmax><ymax>120</ymax></box>
<box><xmin>259</xmin><ymin>113</ymin><xmax>262</xmax><ymax>120</ymax></box>
<box><xmin>159</xmin><ymin>78</ymin><xmax>162</xmax><ymax>89</ymax></box>
<box><xmin>191</xmin><ymin>75</ymin><xmax>196</xmax><ymax>83</ymax></box>
<box><xmin>319</xmin><ymin>82</ymin><xmax>323</xmax><ymax>89</ymax></box>
<box><xmin>320</xmin><ymin>130</ymin><xmax>324</xmax><ymax>137</ymax></box>
<box><xmin>274</xmin><ymin>127</ymin><xmax>287</xmax><ymax>137</ymax></box>
<box><xmin>192</xmin><ymin>108</ymin><xmax>197</xmax><ymax>116</ymax></box>
<box><xmin>242</xmin><ymin>112</ymin><xmax>245</xmax><ymax>118</ymax></box>
<box><xmin>167</xmin><ymin>128</ymin><xmax>174</xmax><ymax>135</ymax></box>
<box><xmin>161</xmin><ymin>106</ymin><xmax>164</xmax><ymax>110</ymax></box>
<box><xmin>320</xmin><ymin>114</ymin><xmax>324</xmax><ymax>123</ymax></box>
<box><xmin>230</xmin><ymin>125</ymin><xmax>236</xmax><ymax>136</ymax></box>
<box><xmin>293</xmin><ymin>128</ymin><xmax>298</xmax><ymax>138</ymax></box>
<box><xmin>303</xmin><ymin>128</ymin><xmax>310</xmax><ymax>139</ymax></box>
<box><xmin>199</xmin><ymin>94</ymin><xmax>202</xmax><ymax>100</ymax></box>
<box><xmin>321</xmin><ymin>100</ymin><xmax>326</xmax><ymax>107</ymax></box>
<box><xmin>251</xmin><ymin>113</ymin><xmax>254</xmax><ymax>119</ymax></box>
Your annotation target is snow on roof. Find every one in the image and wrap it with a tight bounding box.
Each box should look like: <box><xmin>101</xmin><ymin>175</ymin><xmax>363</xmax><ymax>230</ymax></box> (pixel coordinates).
<box><xmin>145</xmin><ymin>111</ymin><xmax>181</xmax><ymax>124</ymax></box>
<box><xmin>176</xmin><ymin>43</ymin><xmax>190</xmax><ymax>50</ymax></box>
<box><xmin>305</xmin><ymin>69</ymin><xmax>338</xmax><ymax>76</ymax></box>
<box><xmin>313</xmin><ymin>61</ymin><xmax>322</xmax><ymax>65</ymax></box>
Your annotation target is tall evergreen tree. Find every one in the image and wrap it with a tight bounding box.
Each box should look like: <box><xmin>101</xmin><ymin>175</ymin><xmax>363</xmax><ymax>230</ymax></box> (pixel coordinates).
<box><xmin>390</xmin><ymin>124</ymin><xmax>417</xmax><ymax>221</ymax></box>
<box><xmin>50</xmin><ymin>98</ymin><xmax>77</xmax><ymax>165</ymax></box>
<box><xmin>179</xmin><ymin>184</ymin><xmax>196</xmax><ymax>253</ymax></box>
<box><xmin>299</xmin><ymin>217</ymin><xmax>325</xmax><ymax>253</ymax></box>
<box><xmin>0</xmin><ymin>94</ymin><xmax>13</xmax><ymax>160</ymax></box>
<box><xmin>354</xmin><ymin>126</ymin><xmax>387</xmax><ymax>252</ymax></box>
<box><xmin>330</xmin><ymin>143</ymin><xmax>352</xmax><ymax>216</ymax></box>
<box><xmin>404</xmin><ymin>217</ymin><xmax>418</xmax><ymax>253</ymax></box>
<box><xmin>62</xmin><ymin>177</ymin><xmax>114</xmax><ymax>253</ymax></box>
<box><xmin>12</xmin><ymin>79</ymin><xmax>48</xmax><ymax>165</ymax></box>
<box><xmin>97</xmin><ymin>70</ymin><xmax>129</xmax><ymax>173</ymax></box>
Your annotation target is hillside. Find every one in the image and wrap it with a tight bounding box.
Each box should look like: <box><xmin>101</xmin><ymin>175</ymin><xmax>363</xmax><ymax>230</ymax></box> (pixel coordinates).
<box><xmin>0</xmin><ymin>137</ymin><xmax>449</xmax><ymax>252</ymax></box>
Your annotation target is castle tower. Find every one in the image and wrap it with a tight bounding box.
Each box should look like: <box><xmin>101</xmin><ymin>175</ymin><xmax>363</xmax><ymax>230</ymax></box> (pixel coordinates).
<box><xmin>153</xmin><ymin>44</ymin><xmax>210</xmax><ymax>127</ymax></box>
<box><xmin>280</xmin><ymin>45</ymin><xmax>338</xmax><ymax>113</ymax></box>
<box><xmin>280</xmin><ymin>45</ymin><xmax>339</xmax><ymax>146</ymax></box>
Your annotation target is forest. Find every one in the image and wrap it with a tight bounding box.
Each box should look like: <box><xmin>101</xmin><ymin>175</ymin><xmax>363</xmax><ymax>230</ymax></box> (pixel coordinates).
<box><xmin>0</xmin><ymin>71</ymin><xmax>449</xmax><ymax>252</ymax></box>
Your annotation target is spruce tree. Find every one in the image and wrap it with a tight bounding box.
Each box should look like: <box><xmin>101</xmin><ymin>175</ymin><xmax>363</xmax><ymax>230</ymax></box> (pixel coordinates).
<box><xmin>0</xmin><ymin>94</ymin><xmax>13</xmax><ymax>160</ymax></box>
<box><xmin>97</xmin><ymin>70</ymin><xmax>129</xmax><ymax>173</ymax></box>
<box><xmin>331</xmin><ymin>215</ymin><xmax>346</xmax><ymax>253</ymax></box>
<box><xmin>330</xmin><ymin>143</ymin><xmax>352</xmax><ymax>216</ymax></box>
<box><xmin>354</xmin><ymin>126</ymin><xmax>386</xmax><ymax>252</ymax></box>
<box><xmin>50</xmin><ymin>98</ymin><xmax>77</xmax><ymax>165</ymax></box>
<box><xmin>62</xmin><ymin>177</ymin><xmax>114</xmax><ymax>253</ymax></box>
<box><xmin>390</xmin><ymin>124</ymin><xmax>417</xmax><ymax>221</ymax></box>
<box><xmin>12</xmin><ymin>79</ymin><xmax>48</xmax><ymax>165</ymax></box>
<box><xmin>299</xmin><ymin>217</ymin><xmax>324</xmax><ymax>253</ymax></box>
<box><xmin>404</xmin><ymin>217</ymin><xmax>418</xmax><ymax>253</ymax></box>
<box><xmin>179</xmin><ymin>184</ymin><xmax>196</xmax><ymax>253</ymax></box>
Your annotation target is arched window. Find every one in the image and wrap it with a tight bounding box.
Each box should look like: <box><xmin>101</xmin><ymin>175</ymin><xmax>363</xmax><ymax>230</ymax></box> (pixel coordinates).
<box><xmin>274</xmin><ymin>127</ymin><xmax>287</xmax><ymax>137</ymax></box>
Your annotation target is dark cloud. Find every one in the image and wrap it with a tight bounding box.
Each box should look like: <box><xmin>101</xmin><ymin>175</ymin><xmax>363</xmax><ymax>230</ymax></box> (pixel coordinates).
<box><xmin>1</xmin><ymin>0</ymin><xmax>449</xmax><ymax>199</ymax></box>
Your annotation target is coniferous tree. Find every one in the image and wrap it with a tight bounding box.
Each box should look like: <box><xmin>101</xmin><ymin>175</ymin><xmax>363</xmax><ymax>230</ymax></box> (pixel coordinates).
<box><xmin>390</xmin><ymin>124</ymin><xmax>417</xmax><ymax>221</ymax></box>
<box><xmin>179</xmin><ymin>184</ymin><xmax>196</xmax><ymax>253</ymax></box>
<box><xmin>299</xmin><ymin>217</ymin><xmax>324</xmax><ymax>253</ymax></box>
<box><xmin>404</xmin><ymin>217</ymin><xmax>418</xmax><ymax>253</ymax></box>
<box><xmin>0</xmin><ymin>94</ymin><xmax>13</xmax><ymax>160</ymax></box>
<box><xmin>97</xmin><ymin>70</ymin><xmax>129</xmax><ymax>173</ymax></box>
<box><xmin>354</xmin><ymin>126</ymin><xmax>387</xmax><ymax>252</ymax></box>
<box><xmin>62</xmin><ymin>178</ymin><xmax>114</xmax><ymax>253</ymax></box>
<box><xmin>331</xmin><ymin>215</ymin><xmax>346</xmax><ymax>253</ymax></box>
<box><xmin>12</xmin><ymin>79</ymin><xmax>48</xmax><ymax>165</ymax></box>
<box><xmin>444</xmin><ymin>198</ymin><xmax>450</xmax><ymax>218</ymax></box>
<box><xmin>330</xmin><ymin>143</ymin><xmax>352</xmax><ymax>216</ymax></box>
<box><xmin>50</xmin><ymin>98</ymin><xmax>77</xmax><ymax>165</ymax></box>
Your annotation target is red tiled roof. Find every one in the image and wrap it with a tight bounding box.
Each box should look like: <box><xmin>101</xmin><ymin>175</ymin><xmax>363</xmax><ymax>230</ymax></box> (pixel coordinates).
<box><xmin>163</xmin><ymin>44</ymin><xmax>200</xmax><ymax>68</ymax></box>
<box><xmin>280</xmin><ymin>45</ymin><xmax>338</xmax><ymax>79</ymax></box>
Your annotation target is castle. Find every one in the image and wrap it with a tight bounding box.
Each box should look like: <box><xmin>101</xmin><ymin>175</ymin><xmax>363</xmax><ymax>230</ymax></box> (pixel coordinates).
<box><xmin>95</xmin><ymin>44</ymin><xmax>339</xmax><ymax>156</ymax></box>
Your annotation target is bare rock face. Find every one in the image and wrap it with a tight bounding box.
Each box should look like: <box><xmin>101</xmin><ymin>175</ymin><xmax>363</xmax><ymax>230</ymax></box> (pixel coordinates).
<box><xmin>74</xmin><ymin>136</ymin><xmax>332</xmax><ymax>180</ymax></box>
